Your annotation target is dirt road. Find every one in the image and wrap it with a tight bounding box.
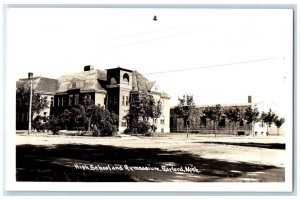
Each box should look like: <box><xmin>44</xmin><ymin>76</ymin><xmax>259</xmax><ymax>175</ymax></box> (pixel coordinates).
<box><xmin>16</xmin><ymin>132</ymin><xmax>285</xmax><ymax>182</ymax></box>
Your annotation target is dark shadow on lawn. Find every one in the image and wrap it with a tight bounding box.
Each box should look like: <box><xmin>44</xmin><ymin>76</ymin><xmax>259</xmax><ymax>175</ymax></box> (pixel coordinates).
<box><xmin>194</xmin><ymin>141</ymin><xmax>285</xmax><ymax>150</ymax></box>
<box><xmin>16</xmin><ymin>144</ymin><xmax>284</xmax><ymax>182</ymax></box>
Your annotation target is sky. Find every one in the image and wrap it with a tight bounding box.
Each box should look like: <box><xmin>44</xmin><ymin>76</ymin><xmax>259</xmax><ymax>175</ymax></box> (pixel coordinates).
<box><xmin>7</xmin><ymin>7</ymin><xmax>293</xmax><ymax>117</ymax></box>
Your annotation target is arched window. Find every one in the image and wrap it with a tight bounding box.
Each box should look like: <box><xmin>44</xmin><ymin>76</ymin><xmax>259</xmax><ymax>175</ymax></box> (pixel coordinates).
<box><xmin>110</xmin><ymin>77</ymin><xmax>117</xmax><ymax>85</ymax></box>
<box><xmin>123</xmin><ymin>73</ymin><xmax>129</xmax><ymax>84</ymax></box>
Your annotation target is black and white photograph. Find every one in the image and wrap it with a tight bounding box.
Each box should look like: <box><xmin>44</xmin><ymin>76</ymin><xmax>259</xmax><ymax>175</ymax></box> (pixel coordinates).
<box><xmin>3</xmin><ymin>4</ymin><xmax>295</xmax><ymax>193</ymax></box>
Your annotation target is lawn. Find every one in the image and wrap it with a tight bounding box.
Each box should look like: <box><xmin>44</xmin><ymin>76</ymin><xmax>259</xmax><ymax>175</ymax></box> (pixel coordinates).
<box><xmin>16</xmin><ymin>132</ymin><xmax>285</xmax><ymax>182</ymax></box>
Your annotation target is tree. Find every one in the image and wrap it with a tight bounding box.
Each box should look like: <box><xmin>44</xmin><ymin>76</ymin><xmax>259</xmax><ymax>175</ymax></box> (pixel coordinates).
<box><xmin>202</xmin><ymin>104</ymin><xmax>222</xmax><ymax>137</ymax></box>
<box><xmin>81</xmin><ymin>95</ymin><xmax>98</xmax><ymax>132</ymax></box>
<box><xmin>60</xmin><ymin>109</ymin><xmax>73</xmax><ymax>130</ymax></box>
<box><xmin>32</xmin><ymin>115</ymin><xmax>47</xmax><ymax>132</ymax></box>
<box><xmin>261</xmin><ymin>109</ymin><xmax>277</xmax><ymax>135</ymax></box>
<box><xmin>126</xmin><ymin>94</ymin><xmax>162</xmax><ymax>135</ymax></box>
<box><xmin>58</xmin><ymin>96</ymin><xmax>118</xmax><ymax>136</ymax></box>
<box><xmin>224</xmin><ymin>106</ymin><xmax>244</xmax><ymax>136</ymax></box>
<box><xmin>274</xmin><ymin>116</ymin><xmax>285</xmax><ymax>135</ymax></box>
<box><xmin>16</xmin><ymin>86</ymin><xmax>49</xmax><ymax>129</ymax></box>
<box><xmin>91</xmin><ymin>105</ymin><xmax>118</xmax><ymax>136</ymax></box>
<box><xmin>244</xmin><ymin>105</ymin><xmax>260</xmax><ymax>137</ymax></box>
<box><xmin>174</xmin><ymin>94</ymin><xmax>195</xmax><ymax>138</ymax></box>
<box><xmin>47</xmin><ymin>116</ymin><xmax>61</xmax><ymax>135</ymax></box>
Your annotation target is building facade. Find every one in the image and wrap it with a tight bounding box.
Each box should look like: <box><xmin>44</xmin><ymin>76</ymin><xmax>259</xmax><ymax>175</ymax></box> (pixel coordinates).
<box><xmin>16</xmin><ymin>73</ymin><xmax>58</xmax><ymax>130</ymax></box>
<box><xmin>16</xmin><ymin>66</ymin><xmax>171</xmax><ymax>133</ymax></box>
<box><xmin>170</xmin><ymin>101</ymin><xmax>269</xmax><ymax>136</ymax></box>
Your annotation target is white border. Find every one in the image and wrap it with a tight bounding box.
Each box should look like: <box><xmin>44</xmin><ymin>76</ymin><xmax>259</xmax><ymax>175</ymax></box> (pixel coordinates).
<box><xmin>2</xmin><ymin>0</ymin><xmax>297</xmax><ymax>195</ymax></box>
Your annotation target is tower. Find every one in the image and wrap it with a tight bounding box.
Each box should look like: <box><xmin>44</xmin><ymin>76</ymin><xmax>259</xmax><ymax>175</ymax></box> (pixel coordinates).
<box><xmin>106</xmin><ymin>67</ymin><xmax>133</xmax><ymax>132</ymax></box>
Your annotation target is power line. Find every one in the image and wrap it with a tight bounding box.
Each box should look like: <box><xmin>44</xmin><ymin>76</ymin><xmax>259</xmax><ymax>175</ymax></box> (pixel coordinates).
<box><xmin>143</xmin><ymin>57</ymin><xmax>277</xmax><ymax>75</ymax></box>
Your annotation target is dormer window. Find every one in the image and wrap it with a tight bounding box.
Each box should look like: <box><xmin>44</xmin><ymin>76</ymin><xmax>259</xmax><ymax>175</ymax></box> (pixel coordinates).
<box><xmin>72</xmin><ymin>82</ymin><xmax>76</xmax><ymax>88</ymax></box>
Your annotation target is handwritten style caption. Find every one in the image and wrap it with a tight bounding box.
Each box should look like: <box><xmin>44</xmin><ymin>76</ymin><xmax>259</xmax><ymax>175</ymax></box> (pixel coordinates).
<box><xmin>74</xmin><ymin>163</ymin><xmax>201</xmax><ymax>174</ymax></box>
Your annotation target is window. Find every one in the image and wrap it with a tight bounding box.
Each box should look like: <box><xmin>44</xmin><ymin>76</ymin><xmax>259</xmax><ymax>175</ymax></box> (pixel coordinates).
<box><xmin>114</xmin><ymin>96</ymin><xmax>118</xmax><ymax>105</ymax></box>
<box><xmin>239</xmin><ymin>120</ymin><xmax>244</xmax><ymax>127</ymax></box>
<box><xmin>75</xmin><ymin>94</ymin><xmax>79</xmax><ymax>105</ymax></box>
<box><xmin>123</xmin><ymin>73</ymin><xmax>129</xmax><ymax>84</ymax></box>
<box><xmin>61</xmin><ymin>97</ymin><xmax>64</xmax><ymax>106</ymax></box>
<box><xmin>161</xmin><ymin>128</ymin><xmax>164</xmax><ymax>133</ymax></box>
<box><xmin>69</xmin><ymin>95</ymin><xmax>73</xmax><ymax>106</ymax></box>
<box><xmin>108</xmin><ymin>96</ymin><xmax>112</xmax><ymax>105</ymax></box>
<box><xmin>50</xmin><ymin>97</ymin><xmax>54</xmax><ymax>107</ymax></box>
<box><xmin>154</xmin><ymin>119</ymin><xmax>157</xmax><ymax>124</ymax></box>
<box><xmin>58</xmin><ymin>97</ymin><xmax>60</xmax><ymax>107</ymax></box>
<box><xmin>72</xmin><ymin>82</ymin><xmax>76</xmax><ymax>88</ymax></box>
<box><xmin>110</xmin><ymin>77</ymin><xmax>117</xmax><ymax>85</ymax></box>
<box><xmin>219</xmin><ymin>118</ymin><xmax>226</xmax><ymax>127</ymax></box>
<box><xmin>200</xmin><ymin>116</ymin><xmax>207</xmax><ymax>126</ymax></box>
<box><xmin>160</xmin><ymin>116</ymin><xmax>165</xmax><ymax>124</ymax></box>
<box><xmin>130</xmin><ymin>93</ymin><xmax>138</xmax><ymax>103</ymax></box>
<box><xmin>122</xmin><ymin>95</ymin><xmax>125</xmax><ymax>106</ymax></box>
<box><xmin>43</xmin><ymin>112</ymin><xmax>47</xmax><ymax>122</ymax></box>
<box><xmin>126</xmin><ymin>96</ymin><xmax>129</xmax><ymax>106</ymax></box>
<box><xmin>121</xmin><ymin>117</ymin><xmax>127</xmax><ymax>127</ymax></box>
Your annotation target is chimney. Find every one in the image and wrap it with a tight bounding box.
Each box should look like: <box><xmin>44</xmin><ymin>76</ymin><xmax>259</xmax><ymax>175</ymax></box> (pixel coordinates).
<box><xmin>28</xmin><ymin>72</ymin><xmax>33</xmax><ymax>79</ymax></box>
<box><xmin>84</xmin><ymin>65</ymin><xmax>94</xmax><ymax>71</ymax></box>
<box><xmin>248</xmin><ymin>95</ymin><xmax>252</xmax><ymax>103</ymax></box>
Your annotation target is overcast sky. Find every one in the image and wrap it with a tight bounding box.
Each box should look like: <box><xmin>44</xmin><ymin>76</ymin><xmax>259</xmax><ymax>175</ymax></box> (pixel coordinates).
<box><xmin>7</xmin><ymin>8</ymin><xmax>293</xmax><ymax>117</ymax></box>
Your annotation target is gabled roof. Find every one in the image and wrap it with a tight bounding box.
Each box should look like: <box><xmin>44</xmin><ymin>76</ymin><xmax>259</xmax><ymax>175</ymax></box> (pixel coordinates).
<box><xmin>16</xmin><ymin>68</ymin><xmax>170</xmax><ymax>98</ymax></box>
<box><xmin>133</xmin><ymin>71</ymin><xmax>171</xmax><ymax>99</ymax></box>
<box><xmin>146</xmin><ymin>81</ymin><xmax>156</xmax><ymax>91</ymax></box>
<box><xmin>17</xmin><ymin>77</ymin><xmax>58</xmax><ymax>94</ymax></box>
<box><xmin>56</xmin><ymin>69</ymin><xmax>107</xmax><ymax>93</ymax></box>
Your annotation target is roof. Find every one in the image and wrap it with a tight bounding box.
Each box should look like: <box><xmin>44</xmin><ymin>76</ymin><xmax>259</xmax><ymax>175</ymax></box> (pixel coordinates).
<box><xmin>106</xmin><ymin>67</ymin><xmax>133</xmax><ymax>72</ymax></box>
<box><xmin>56</xmin><ymin>69</ymin><xmax>107</xmax><ymax>93</ymax></box>
<box><xmin>170</xmin><ymin>102</ymin><xmax>258</xmax><ymax>109</ymax></box>
<box><xmin>17</xmin><ymin>77</ymin><xmax>58</xmax><ymax>94</ymax></box>
<box><xmin>134</xmin><ymin>71</ymin><xmax>171</xmax><ymax>98</ymax></box>
<box><xmin>16</xmin><ymin>68</ymin><xmax>170</xmax><ymax>98</ymax></box>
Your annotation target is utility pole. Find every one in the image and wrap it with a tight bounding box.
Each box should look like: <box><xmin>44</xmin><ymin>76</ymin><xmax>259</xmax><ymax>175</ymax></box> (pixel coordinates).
<box><xmin>28</xmin><ymin>76</ymin><xmax>33</xmax><ymax>135</ymax></box>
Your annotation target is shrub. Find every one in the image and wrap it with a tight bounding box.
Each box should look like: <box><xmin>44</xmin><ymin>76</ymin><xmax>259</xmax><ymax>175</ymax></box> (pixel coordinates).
<box><xmin>33</xmin><ymin>115</ymin><xmax>47</xmax><ymax>132</ymax></box>
<box><xmin>137</xmin><ymin>121</ymin><xmax>151</xmax><ymax>135</ymax></box>
<box><xmin>47</xmin><ymin>117</ymin><xmax>61</xmax><ymax>135</ymax></box>
<box><xmin>123</xmin><ymin>128</ymin><xmax>132</xmax><ymax>134</ymax></box>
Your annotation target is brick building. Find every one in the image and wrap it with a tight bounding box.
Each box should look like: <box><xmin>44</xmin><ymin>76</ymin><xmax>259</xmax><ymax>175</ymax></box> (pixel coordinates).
<box><xmin>16</xmin><ymin>66</ymin><xmax>171</xmax><ymax>133</ymax></box>
<box><xmin>170</xmin><ymin>99</ymin><xmax>269</xmax><ymax>136</ymax></box>
<box><xmin>16</xmin><ymin>74</ymin><xmax>58</xmax><ymax>130</ymax></box>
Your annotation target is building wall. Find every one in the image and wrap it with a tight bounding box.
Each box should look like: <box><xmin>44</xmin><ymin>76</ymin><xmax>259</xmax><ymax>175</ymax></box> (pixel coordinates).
<box><xmin>37</xmin><ymin>94</ymin><xmax>53</xmax><ymax>118</ymax></box>
<box><xmin>52</xmin><ymin>91</ymin><xmax>95</xmax><ymax>117</ymax></box>
<box><xmin>95</xmin><ymin>92</ymin><xmax>106</xmax><ymax>107</ymax></box>
<box><xmin>170</xmin><ymin>106</ymin><xmax>252</xmax><ymax>135</ymax></box>
<box><xmin>16</xmin><ymin>93</ymin><xmax>54</xmax><ymax>130</ymax></box>
<box><xmin>157</xmin><ymin>97</ymin><xmax>170</xmax><ymax>133</ymax></box>
<box><xmin>118</xmin><ymin>88</ymin><xmax>131</xmax><ymax>133</ymax></box>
